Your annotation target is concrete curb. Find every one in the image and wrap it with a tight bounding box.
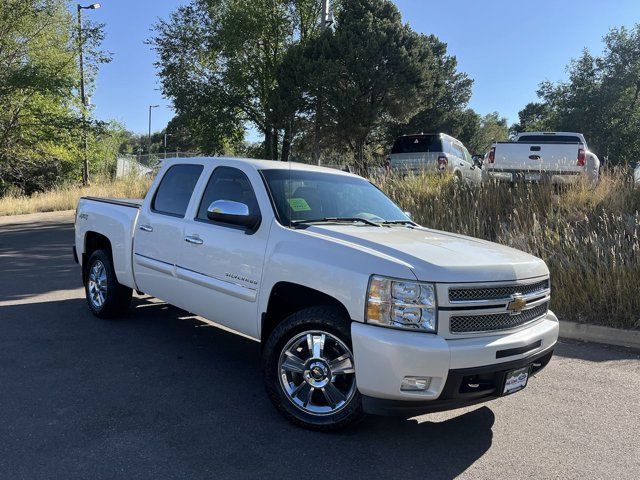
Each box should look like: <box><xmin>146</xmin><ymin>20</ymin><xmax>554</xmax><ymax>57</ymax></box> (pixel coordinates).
<box><xmin>559</xmin><ymin>320</ymin><xmax>640</xmax><ymax>349</ymax></box>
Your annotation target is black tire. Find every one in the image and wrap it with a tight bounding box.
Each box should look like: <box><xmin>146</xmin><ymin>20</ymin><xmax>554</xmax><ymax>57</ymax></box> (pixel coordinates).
<box><xmin>84</xmin><ymin>249</ymin><xmax>132</xmax><ymax>318</ymax></box>
<box><xmin>262</xmin><ymin>306</ymin><xmax>364</xmax><ymax>431</ymax></box>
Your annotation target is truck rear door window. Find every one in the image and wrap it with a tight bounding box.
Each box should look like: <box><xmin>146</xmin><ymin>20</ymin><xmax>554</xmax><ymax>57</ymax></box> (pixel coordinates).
<box><xmin>391</xmin><ymin>135</ymin><xmax>443</xmax><ymax>154</ymax></box>
<box><xmin>151</xmin><ymin>164</ymin><xmax>203</xmax><ymax>217</ymax></box>
<box><xmin>517</xmin><ymin>135</ymin><xmax>581</xmax><ymax>144</ymax></box>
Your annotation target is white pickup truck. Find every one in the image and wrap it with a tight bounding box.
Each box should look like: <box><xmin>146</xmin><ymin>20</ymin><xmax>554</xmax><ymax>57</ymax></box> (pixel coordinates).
<box><xmin>485</xmin><ymin>131</ymin><xmax>600</xmax><ymax>184</ymax></box>
<box><xmin>73</xmin><ymin>157</ymin><xmax>558</xmax><ymax>430</ymax></box>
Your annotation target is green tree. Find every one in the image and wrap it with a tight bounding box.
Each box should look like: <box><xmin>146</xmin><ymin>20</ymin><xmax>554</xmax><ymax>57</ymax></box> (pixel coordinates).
<box><xmin>280</xmin><ymin>0</ymin><xmax>470</xmax><ymax>170</ymax></box>
<box><xmin>467</xmin><ymin>112</ymin><xmax>509</xmax><ymax>154</ymax></box>
<box><xmin>0</xmin><ymin>0</ymin><xmax>110</xmax><ymax>194</ymax></box>
<box><xmin>514</xmin><ymin>24</ymin><xmax>640</xmax><ymax>165</ymax></box>
<box><xmin>511</xmin><ymin>102</ymin><xmax>552</xmax><ymax>133</ymax></box>
<box><xmin>382</xmin><ymin>30</ymin><xmax>473</xmax><ymax>156</ymax></box>
<box><xmin>151</xmin><ymin>0</ymin><xmax>320</xmax><ymax>160</ymax></box>
<box><xmin>327</xmin><ymin>0</ymin><xmax>442</xmax><ymax>171</ymax></box>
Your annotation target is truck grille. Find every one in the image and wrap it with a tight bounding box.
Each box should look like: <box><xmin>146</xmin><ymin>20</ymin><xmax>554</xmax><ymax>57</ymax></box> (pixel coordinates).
<box><xmin>449</xmin><ymin>279</ymin><xmax>549</xmax><ymax>303</ymax></box>
<box><xmin>450</xmin><ymin>302</ymin><xmax>549</xmax><ymax>334</ymax></box>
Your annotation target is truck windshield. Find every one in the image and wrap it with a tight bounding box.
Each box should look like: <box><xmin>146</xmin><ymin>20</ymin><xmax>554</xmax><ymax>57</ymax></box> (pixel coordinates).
<box><xmin>517</xmin><ymin>135</ymin><xmax>581</xmax><ymax>144</ymax></box>
<box><xmin>261</xmin><ymin>169</ymin><xmax>410</xmax><ymax>226</ymax></box>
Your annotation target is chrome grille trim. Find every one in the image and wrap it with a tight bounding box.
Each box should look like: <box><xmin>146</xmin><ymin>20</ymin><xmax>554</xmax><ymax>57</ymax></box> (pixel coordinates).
<box><xmin>449</xmin><ymin>302</ymin><xmax>549</xmax><ymax>334</ymax></box>
<box><xmin>448</xmin><ymin>279</ymin><xmax>549</xmax><ymax>303</ymax></box>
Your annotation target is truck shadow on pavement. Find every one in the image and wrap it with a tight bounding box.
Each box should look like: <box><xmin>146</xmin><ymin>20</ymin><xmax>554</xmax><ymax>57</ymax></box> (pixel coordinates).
<box><xmin>1</xmin><ymin>294</ymin><xmax>494</xmax><ymax>479</ymax></box>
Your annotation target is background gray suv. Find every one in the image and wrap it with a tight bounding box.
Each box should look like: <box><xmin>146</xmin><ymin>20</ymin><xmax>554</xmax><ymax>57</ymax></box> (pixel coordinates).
<box><xmin>388</xmin><ymin>133</ymin><xmax>482</xmax><ymax>184</ymax></box>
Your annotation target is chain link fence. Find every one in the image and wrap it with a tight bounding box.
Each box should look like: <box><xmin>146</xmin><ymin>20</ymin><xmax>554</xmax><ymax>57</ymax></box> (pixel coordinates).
<box><xmin>115</xmin><ymin>153</ymin><xmax>386</xmax><ymax>178</ymax></box>
<box><xmin>116</xmin><ymin>152</ymin><xmax>201</xmax><ymax>177</ymax></box>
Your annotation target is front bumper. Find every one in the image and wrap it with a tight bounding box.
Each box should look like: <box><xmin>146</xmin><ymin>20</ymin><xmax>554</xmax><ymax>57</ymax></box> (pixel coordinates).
<box><xmin>351</xmin><ymin>311</ymin><xmax>559</xmax><ymax>416</ymax></box>
<box><xmin>362</xmin><ymin>346</ymin><xmax>553</xmax><ymax>416</ymax></box>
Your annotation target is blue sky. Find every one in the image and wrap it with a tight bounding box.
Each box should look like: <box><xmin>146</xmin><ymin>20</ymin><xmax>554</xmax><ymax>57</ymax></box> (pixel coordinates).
<box><xmin>87</xmin><ymin>0</ymin><xmax>640</xmax><ymax>135</ymax></box>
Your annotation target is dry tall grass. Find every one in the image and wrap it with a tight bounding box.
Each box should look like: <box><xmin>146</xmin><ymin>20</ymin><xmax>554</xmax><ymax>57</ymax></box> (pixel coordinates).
<box><xmin>376</xmin><ymin>170</ymin><xmax>640</xmax><ymax>330</ymax></box>
<box><xmin>2</xmin><ymin>168</ymin><xmax>638</xmax><ymax>329</ymax></box>
<box><xmin>0</xmin><ymin>175</ymin><xmax>152</xmax><ymax>217</ymax></box>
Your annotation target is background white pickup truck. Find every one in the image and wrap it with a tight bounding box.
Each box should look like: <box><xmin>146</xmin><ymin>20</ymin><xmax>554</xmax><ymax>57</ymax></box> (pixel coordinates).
<box><xmin>74</xmin><ymin>157</ymin><xmax>559</xmax><ymax>430</ymax></box>
<box><xmin>485</xmin><ymin>131</ymin><xmax>600</xmax><ymax>184</ymax></box>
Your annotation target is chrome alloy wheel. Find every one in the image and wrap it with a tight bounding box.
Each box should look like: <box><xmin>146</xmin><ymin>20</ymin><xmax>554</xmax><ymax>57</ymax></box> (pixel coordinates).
<box><xmin>278</xmin><ymin>330</ymin><xmax>357</xmax><ymax>416</ymax></box>
<box><xmin>88</xmin><ymin>260</ymin><xmax>108</xmax><ymax>309</ymax></box>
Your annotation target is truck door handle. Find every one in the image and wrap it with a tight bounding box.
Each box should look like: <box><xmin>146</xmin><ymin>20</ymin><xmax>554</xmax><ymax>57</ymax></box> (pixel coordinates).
<box><xmin>139</xmin><ymin>225</ymin><xmax>153</xmax><ymax>232</ymax></box>
<box><xmin>184</xmin><ymin>235</ymin><xmax>203</xmax><ymax>245</ymax></box>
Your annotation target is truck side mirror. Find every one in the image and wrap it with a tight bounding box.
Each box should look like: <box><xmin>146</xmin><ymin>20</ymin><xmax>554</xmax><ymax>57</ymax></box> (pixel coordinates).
<box><xmin>207</xmin><ymin>200</ymin><xmax>260</xmax><ymax>230</ymax></box>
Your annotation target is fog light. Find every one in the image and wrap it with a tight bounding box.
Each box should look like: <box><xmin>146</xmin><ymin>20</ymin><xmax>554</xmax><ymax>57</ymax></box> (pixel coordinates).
<box><xmin>401</xmin><ymin>376</ymin><xmax>431</xmax><ymax>392</ymax></box>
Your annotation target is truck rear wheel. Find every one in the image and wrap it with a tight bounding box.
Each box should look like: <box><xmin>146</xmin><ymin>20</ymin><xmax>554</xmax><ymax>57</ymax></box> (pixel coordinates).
<box><xmin>262</xmin><ymin>306</ymin><xmax>364</xmax><ymax>431</ymax></box>
<box><xmin>84</xmin><ymin>249</ymin><xmax>132</xmax><ymax>318</ymax></box>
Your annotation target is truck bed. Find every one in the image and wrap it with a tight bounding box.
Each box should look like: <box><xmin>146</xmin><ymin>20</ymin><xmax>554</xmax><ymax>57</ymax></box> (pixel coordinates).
<box><xmin>75</xmin><ymin>196</ymin><xmax>142</xmax><ymax>290</ymax></box>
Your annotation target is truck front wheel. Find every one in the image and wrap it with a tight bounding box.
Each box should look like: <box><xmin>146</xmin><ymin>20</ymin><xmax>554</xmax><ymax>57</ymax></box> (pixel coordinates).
<box><xmin>262</xmin><ymin>306</ymin><xmax>364</xmax><ymax>430</ymax></box>
<box><xmin>84</xmin><ymin>249</ymin><xmax>132</xmax><ymax>318</ymax></box>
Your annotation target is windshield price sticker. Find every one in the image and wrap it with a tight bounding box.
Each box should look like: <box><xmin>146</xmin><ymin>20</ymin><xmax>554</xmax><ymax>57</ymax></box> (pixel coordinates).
<box><xmin>288</xmin><ymin>198</ymin><xmax>311</xmax><ymax>212</ymax></box>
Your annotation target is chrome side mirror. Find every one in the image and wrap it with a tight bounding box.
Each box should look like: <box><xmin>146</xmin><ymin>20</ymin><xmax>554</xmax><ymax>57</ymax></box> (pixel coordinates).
<box><xmin>404</xmin><ymin>211</ymin><xmax>412</xmax><ymax>220</ymax></box>
<box><xmin>207</xmin><ymin>200</ymin><xmax>260</xmax><ymax>230</ymax></box>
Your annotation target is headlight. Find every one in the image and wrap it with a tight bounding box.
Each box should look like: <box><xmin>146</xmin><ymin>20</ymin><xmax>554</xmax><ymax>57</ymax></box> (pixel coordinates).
<box><xmin>366</xmin><ymin>275</ymin><xmax>437</xmax><ymax>332</ymax></box>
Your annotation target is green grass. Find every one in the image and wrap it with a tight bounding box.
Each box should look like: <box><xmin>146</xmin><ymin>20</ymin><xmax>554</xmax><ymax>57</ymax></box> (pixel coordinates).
<box><xmin>375</xmin><ymin>169</ymin><xmax>640</xmax><ymax>330</ymax></box>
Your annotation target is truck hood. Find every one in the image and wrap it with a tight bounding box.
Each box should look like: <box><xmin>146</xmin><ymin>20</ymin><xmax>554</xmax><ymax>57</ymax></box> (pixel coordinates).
<box><xmin>304</xmin><ymin>225</ymin><xmax>548</xmax><ymax>283</ymax></box>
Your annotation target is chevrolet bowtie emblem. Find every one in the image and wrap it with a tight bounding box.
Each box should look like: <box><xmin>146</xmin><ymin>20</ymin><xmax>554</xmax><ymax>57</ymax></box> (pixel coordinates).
<box><xmin>507</xmin><ymin>295</ymin><xmax>527</xmax><ymax>315</ymax></box>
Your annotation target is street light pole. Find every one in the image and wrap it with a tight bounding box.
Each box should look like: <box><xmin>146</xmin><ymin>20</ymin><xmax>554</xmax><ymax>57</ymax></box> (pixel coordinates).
<box><xmin>148</xmin><ymin>105</ymin><xmax>159</xmax><ymax>154</ymax></box>
<box><xmin>76</xmin><ymin>3</ymin><xmax>100</xmax><ymax>186</ymax></box>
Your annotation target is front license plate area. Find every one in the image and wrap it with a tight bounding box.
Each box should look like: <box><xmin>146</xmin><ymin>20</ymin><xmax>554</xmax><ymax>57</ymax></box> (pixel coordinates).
<box><xmin>503</xmin><ymin>366</ymin><xmax>530</xmax><ymax>395</ymax></box>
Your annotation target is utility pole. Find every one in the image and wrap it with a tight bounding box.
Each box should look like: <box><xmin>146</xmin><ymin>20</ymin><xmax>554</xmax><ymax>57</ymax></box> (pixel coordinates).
<box><xmin>321</xmin><ymin>0</ymin><xmax>333</xmax><ymax>27</ymax></box>
<box><xmin>163</xmin><ymin>133</ymin><xmax>172</xmax><ymax>159</ymax></box>
<box><xmin>314</xmin><ymin>1</ymin><xmax>333</xmax><ymax>166</ymax></box>
<box><xmin>148</xmin><ymin>105</ymin><xmax>159</xmax><ymax>155</ymax></box>
<box><xmin>76</xmin><ymin>3</ymin><xmax>101</xmax><ymax>185</ymax></box>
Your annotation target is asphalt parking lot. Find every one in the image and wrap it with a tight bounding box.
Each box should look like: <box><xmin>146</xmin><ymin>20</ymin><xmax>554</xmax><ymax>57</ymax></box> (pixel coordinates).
<box><xmin>1</xmin><ymin>211</ymin><xmax>639</xmax><ymax>480</ymax></box>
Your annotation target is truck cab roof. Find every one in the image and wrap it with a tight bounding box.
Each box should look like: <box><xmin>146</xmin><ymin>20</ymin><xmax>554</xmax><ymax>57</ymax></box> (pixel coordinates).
<box><xmin>161</xmin><ymin>156</ymin><xmax>358</xmax><ymax>178</ymax></box>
